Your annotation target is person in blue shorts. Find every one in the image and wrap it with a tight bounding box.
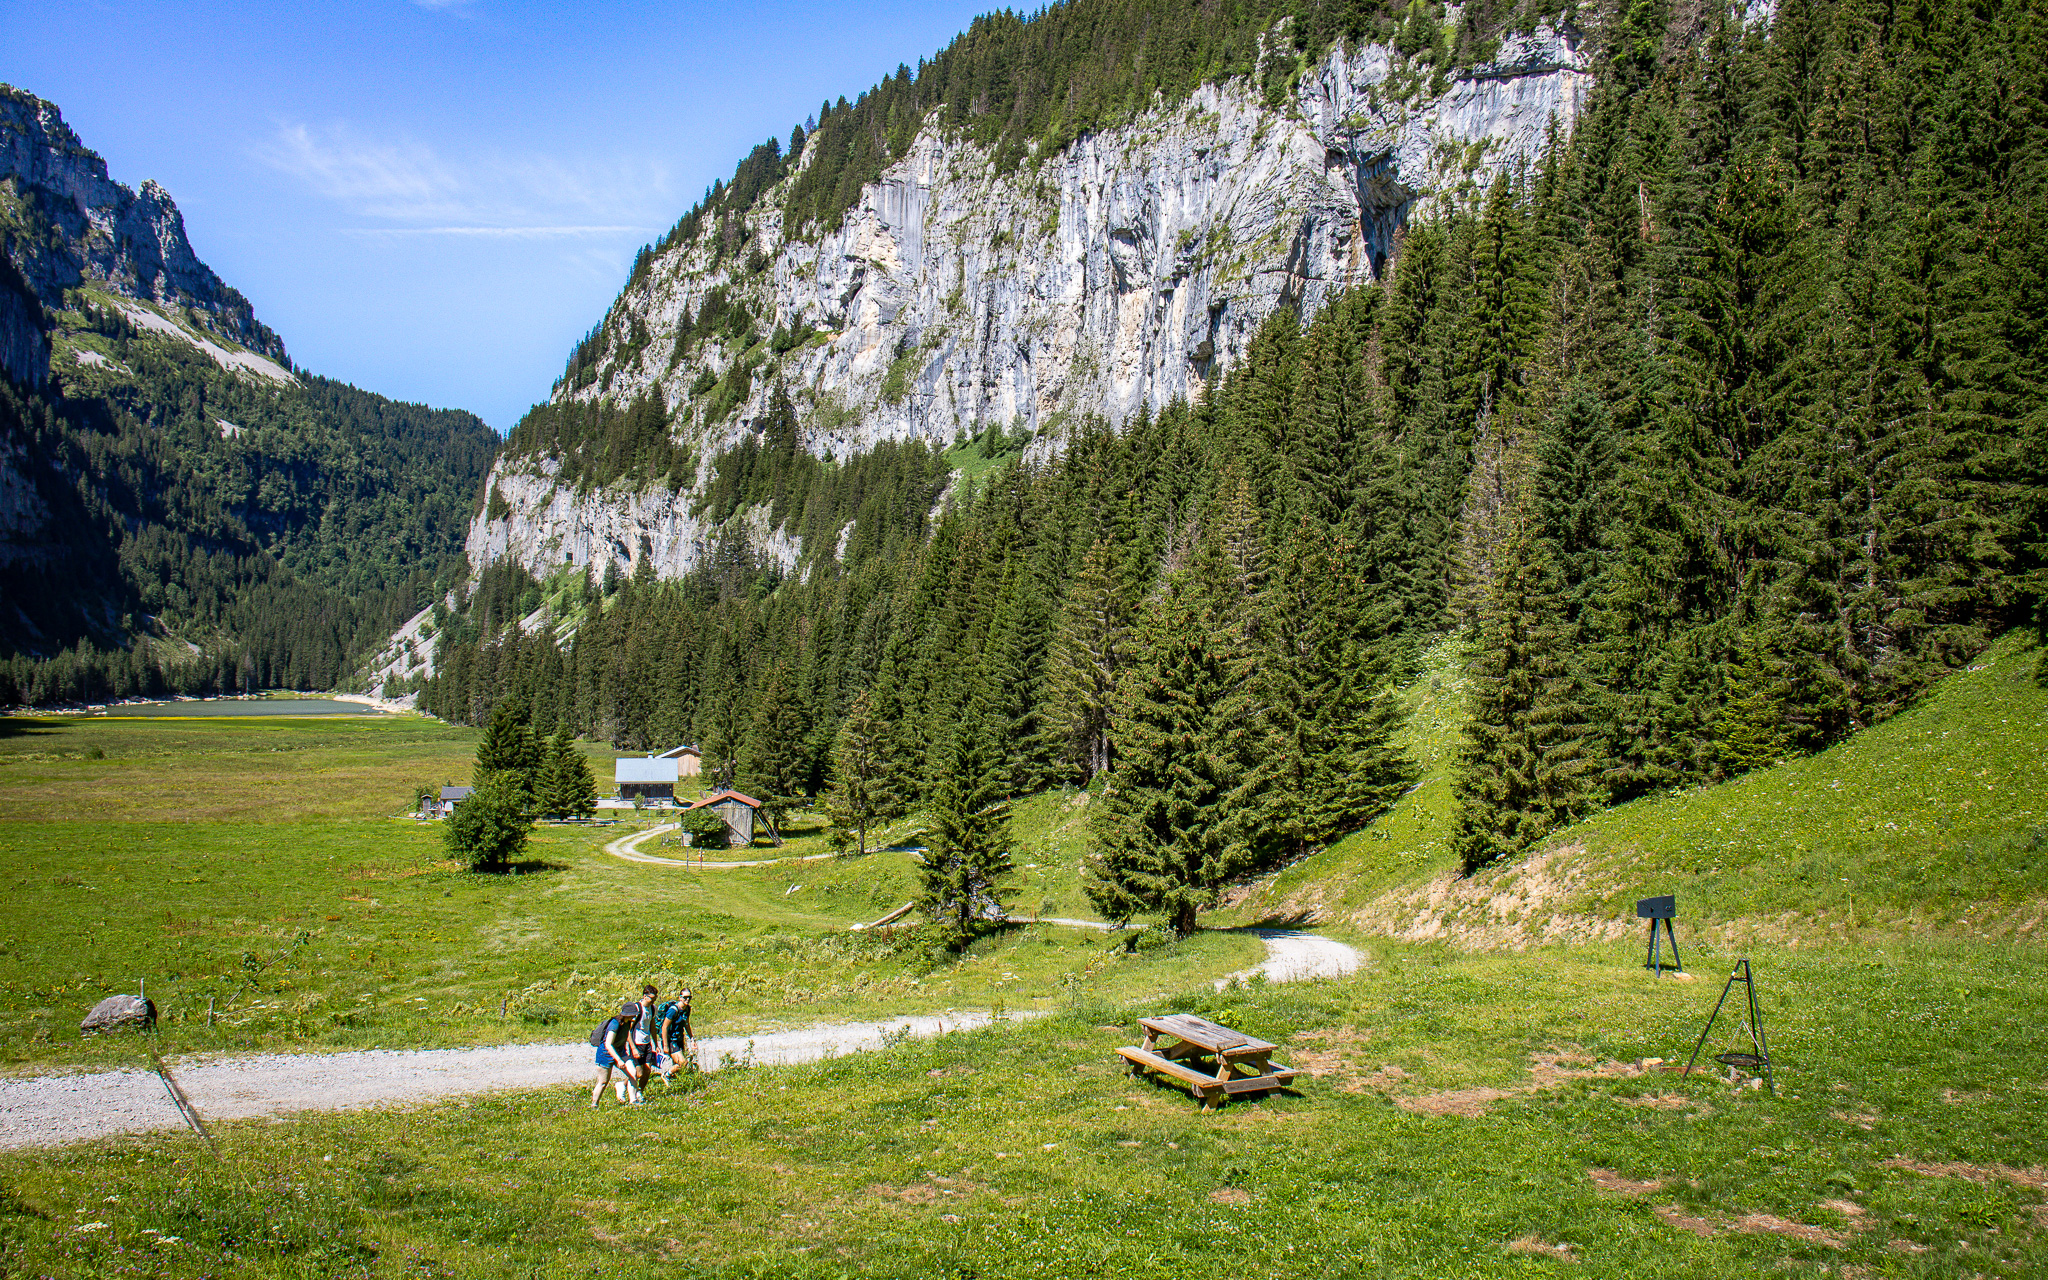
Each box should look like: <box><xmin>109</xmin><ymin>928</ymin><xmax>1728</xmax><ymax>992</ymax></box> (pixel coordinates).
<box><xmin>653</xmin><ymin>988</ymin><xmax>692</xmax><ymax>1084</ymax></box>
<box><xmin>590</xmin><ymin>1002</ymin><xmax>645</xmax><ymax>1108</ymax></box>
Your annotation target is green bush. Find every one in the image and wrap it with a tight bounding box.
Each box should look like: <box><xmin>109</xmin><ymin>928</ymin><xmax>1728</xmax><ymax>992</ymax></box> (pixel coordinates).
<box><xmin>442</xmin><ymin>775</ymin><xmax>531</xmax><ymax>872</ymax></box>
<box><xmin>680</xmin><ymin>809</ymin><xmax>729</xmax><ymax>850</ymax></box>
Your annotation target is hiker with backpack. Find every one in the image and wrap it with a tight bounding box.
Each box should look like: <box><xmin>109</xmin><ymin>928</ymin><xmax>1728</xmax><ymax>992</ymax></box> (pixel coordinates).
<box><xmin>589</xmin><ymin>1002</ymin><xmax>646</xmax><ymax>1108</ymax></box>
<box><xmin>653</xmin><ymin>988</ymin><xmax>692</xmax><ymax>1083</ymax></box>
<box><xmin>631</xmin><ymin>985</ymin><xmax>659</xmax><ymax>1081</ymax></box>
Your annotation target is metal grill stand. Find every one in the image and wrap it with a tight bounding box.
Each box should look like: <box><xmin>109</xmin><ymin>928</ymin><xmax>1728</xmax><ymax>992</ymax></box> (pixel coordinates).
<box><xmin>1682</xmin><ymin>958</ymin><xmax>1773</xmax><ymax>1096</ymax></box>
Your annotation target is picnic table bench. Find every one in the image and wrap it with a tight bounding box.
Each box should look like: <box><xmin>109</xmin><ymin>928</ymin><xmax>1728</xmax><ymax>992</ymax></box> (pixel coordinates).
<box><xmin>1116</xmin><ymin>1013</ymin><xmax>1297</xmax><ymax>1110</ymax></box>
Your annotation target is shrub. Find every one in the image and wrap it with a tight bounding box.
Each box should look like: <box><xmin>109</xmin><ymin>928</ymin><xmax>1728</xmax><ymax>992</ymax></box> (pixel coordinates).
<box><xmin>442</xmin><ymin>775</ymin><xmax>531</xmax><ymax>872</ymax></box>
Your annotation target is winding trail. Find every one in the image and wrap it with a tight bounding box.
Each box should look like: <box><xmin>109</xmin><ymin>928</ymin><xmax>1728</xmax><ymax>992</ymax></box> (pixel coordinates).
<box><xmin>602</xmin><ymin>822</ymin><xmax>836</xmax><ymax>869</ymax></box>
<box><xmin>0</xmin><ymin>853</ymin><xmax>1364</xmax><ymax>1150</ymax></box>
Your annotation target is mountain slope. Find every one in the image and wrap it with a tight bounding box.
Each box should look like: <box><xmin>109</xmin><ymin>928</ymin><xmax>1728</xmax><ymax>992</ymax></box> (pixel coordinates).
<box><xmin>1225</xmin><ymin>631</ymin><xmax>2048</xmax><ymax>946</ymax></box>
<box><xmin>473</xmin><ymin>9</ymin><xmax>1589</xmax><ymax>585</ymax></box>
<box><xmin>0</xmin><ymin>84</ymin><xmax>500</xmax><ymax>701</ymax></box>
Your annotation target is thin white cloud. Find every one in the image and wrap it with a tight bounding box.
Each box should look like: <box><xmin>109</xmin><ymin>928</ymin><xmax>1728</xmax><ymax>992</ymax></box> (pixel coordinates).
<box><xmin>258</xmin><ymin>122</ymin><xmax>671</xmax><ymax>234</ymax></box>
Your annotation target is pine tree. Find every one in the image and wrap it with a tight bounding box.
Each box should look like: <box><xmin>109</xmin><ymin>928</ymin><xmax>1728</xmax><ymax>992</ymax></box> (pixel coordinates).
<box><xmin>825</xmin><ymin>688</ymin><xmax>901</xmax><ymax>857</ymax></box>
<box><xmin>1085</xmin><ymin>567</ymin><xmax>1248</xmax><ymax>936</ymax></box>
<box><xmin>739</xmin><ymin>659</ymin><xmax>810</xmax><ymax>832</ymax></box>
<box><xmin>1452</xmin><ymin>484</ymin><xmax>1596</xmax><ymax>874</ymax></box>
<box><xmin>537</xmin><ymin>727</ymin><xmax>598</xmax><ymax>820</ymax></box>
<box><xmin>1042</xmin><ymin>539</ymin><xmax>1126</xmax><ymax>780</ymax></box>
<box><xmin>920</xmin><ymin>696</ymin><xmax>1012</xmax><ymax>940</ymax></box>
<box><xmin>473</xmin><ymin>697</ymin><xmax>540</xmax><ymax>815</ymax></box>
<box><xmin>1711</xmin><ymin>629</ymin><xmax>1794</xmax><ymax>774</ymax></box>
<box><xmin>1242</xmin><ymin>521</ymin><xmax>1415</xmax><ymax>860</ymax></box>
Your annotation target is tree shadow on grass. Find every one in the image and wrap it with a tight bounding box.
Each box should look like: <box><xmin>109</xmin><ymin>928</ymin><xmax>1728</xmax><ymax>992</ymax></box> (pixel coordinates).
<box><xmin>500</xmin><ymin>859</ymin><xmax>572</xmax><ymax>875</ymax></box>
<box><xmin>1243</xmin><ymin>910</ymin><xmax>1320</xmax><ymax>930</ymax></box>
<box><xmin>0</xmin><ymin>715</ymin><xmax>60</xmax><ymax>741</ymax></box>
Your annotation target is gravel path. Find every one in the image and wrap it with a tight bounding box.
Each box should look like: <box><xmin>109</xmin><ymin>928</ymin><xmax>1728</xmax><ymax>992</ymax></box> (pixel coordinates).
<box><xmin>0</xmin><ymin>930</ymin><xmax>1365</xmax><ymax>1151</ymax></box>
<box><xmin>1216</xmin><ymin>928</ymin><xmax>1365</xmax><ymax>989</ymax></box>
<box><xmin>603</xmin><ymin>823</ymin><xmax>839</xmax><ymax>869</ymax></box>
<box><xmin>0</xmin><ymin>1013</ymin><xmax>1003</xmax><ymax>1151</ymax></box>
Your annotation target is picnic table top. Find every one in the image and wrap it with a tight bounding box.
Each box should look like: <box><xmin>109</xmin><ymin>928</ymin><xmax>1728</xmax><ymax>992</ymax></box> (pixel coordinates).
<box><xmin>1139</xmin><ymin>1013</ymin><xmax>1276</xmax><ymax>1055</ymax></box>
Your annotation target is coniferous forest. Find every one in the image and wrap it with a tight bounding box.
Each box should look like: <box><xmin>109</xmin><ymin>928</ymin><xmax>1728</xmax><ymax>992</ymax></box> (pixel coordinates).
<box><xmin>427</xmin><ymin>0</ymin><xmax>2045</xmax><ymax>907</ymax></box>
<box><xmin>0</xmin><ymin>293</ymin><xmax>499</xmax><ymax>705</ymax></box>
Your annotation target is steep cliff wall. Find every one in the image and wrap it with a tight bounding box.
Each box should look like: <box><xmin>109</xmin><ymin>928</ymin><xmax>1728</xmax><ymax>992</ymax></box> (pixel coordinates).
<box><xmin>0</xmin><ymin>84</ymin><xmax>287</xmax><ymax>362</ymax></box>
<box><xmin>474</xmin><ymin>28</ymin><xmax>1588</xmax><ymax>586</ymax></box>
<box><xmin>0</xmin><ymin>252</ymin><xmax>47</xmax><ymax>387</ymax></box>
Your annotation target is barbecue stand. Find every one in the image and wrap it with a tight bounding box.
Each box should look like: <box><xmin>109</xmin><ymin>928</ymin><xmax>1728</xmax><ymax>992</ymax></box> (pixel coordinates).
<box><xmin>1682</xmin><ymin>958</ymin><xmax>1773</xmax><ymax>1096</ymax></box>
<box><xmin>1638</xmin><ymin>895</ymin><xmax>1681</xmax><ymax>975</ymax></box>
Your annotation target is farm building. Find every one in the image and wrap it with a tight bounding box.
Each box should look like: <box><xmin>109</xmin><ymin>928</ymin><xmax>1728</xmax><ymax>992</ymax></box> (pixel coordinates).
<box><xmin>614</xmin><ymin>745</ymin><xmax>704</xmax><ymax>802</ymax></box>
<box><xmin>615</xmin><ymin>757</ymin><xmax>679</xmax><ymax>803</ymax></box>
<box><xmin>427</xmin><ymin>785</ymin><xmax>472</xmax><ymax>819</ymax></box>
<box><xmin>653</xmin><ymin>744</ymin><xmax>702</xmax><ymax>777</ymax></box>
<box><xmin>686</xmin><ymin>789</ymin><xmax>779</xmax><ymax>847</ymax></box>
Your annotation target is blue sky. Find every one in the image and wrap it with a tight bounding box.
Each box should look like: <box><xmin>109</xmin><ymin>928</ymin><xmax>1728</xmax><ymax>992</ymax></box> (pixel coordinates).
<box><xmin>1</xmin><ymin>0</ymin><xmax>992</xmax><ymax>431</ymax></box>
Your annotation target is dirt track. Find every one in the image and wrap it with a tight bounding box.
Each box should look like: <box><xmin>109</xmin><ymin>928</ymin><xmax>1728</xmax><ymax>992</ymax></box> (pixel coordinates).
<box><xmin>0</xmin><ymin>932</ymin><xmax>1364</xmax><ymax>1151</ymax></box>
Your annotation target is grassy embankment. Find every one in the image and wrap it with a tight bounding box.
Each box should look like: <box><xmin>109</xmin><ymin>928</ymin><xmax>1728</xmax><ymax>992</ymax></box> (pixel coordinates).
<box><xmin>1221</xmin><ymin>631</ymin><xmax>2048</xmax><ymax>949</ymax></box>
<box><xmin>0</xmin><ymin>714</ymin><xmax>1252</xmax><ymax>1072</ymax></box>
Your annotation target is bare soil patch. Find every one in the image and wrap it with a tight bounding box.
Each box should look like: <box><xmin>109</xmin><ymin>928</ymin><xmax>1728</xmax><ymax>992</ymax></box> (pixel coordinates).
<box><xmin>1398</xmin><ymin>1086</ymin><xmax>1516</xmax><ymax>1118</ymax></box>
<box><xmin>1652</xmin><ymin>1206</ymin><xmax>1847</xmax><ymax>1248</ymax></box>
<box><xmin>1881</xmin><ymin>1158</ymin><xmax>2048</xmax><ymax>1190</ymax></box>
<box><xmin>1503</xmin><ymin>1234</ymin><xmax>1576</xmax><ymax>1260</ymax></box>
<box><xmin>1396</xmin><ymin>1049</ymin><xmax>1674</xmax><ymax>1117</ymax></box>
<box><xmin>1588</xmin><ymin>1168</ymin><xmax>1668</xmax><ymax>1196</ymax></box>
<box><xmin>1208</xmin><ymin>1188</ymin><xmax>1251</xmax><ymax>1206</ymax></box>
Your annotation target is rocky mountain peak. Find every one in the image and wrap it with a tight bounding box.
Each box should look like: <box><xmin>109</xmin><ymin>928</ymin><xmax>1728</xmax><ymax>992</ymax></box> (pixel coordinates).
<box><xmin>0</xmin><ymin>83</ymin><xmax>286</xmax><ymax>364</ymax></box>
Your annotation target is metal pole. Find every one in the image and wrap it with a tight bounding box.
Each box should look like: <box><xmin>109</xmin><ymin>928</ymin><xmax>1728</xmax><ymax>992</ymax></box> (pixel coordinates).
<box><xmin>1682</xmin><ymin>963</ymin><xmax>1742</xmax><ymax>1077</ymax></box>
<box><xmin>1746</xmin><ymin>963</ymin><xmax>1773</xmax><ymax>1096</ymax></box>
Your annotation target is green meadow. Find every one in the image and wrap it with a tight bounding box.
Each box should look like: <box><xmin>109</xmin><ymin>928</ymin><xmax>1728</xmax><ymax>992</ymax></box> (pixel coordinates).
<box><xmin>0</xmin><ymin>714</ymin><xmax>1254</xmax><ymax>1072</ymax></box>
<box><xmin>3</xmin><ymin>939</ymin><xmax>2043</xmax><ymax>1277</ymax></box>
<box><xmin>0</xmin><ymin>637</ymin><xmax>2043</xmax><ymax>1277</ymax></box>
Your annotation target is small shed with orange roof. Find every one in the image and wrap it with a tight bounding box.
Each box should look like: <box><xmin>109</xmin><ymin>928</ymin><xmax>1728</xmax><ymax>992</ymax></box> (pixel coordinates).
<box><xmin>686</xmin><ymin>789</ymin><xmax>780</xmax><ymax>847</ymax></box>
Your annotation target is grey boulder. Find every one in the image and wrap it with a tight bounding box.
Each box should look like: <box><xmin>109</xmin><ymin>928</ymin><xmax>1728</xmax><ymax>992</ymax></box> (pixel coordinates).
<box><xmin>80</xmin><ymin>994</ymin><xmax>156</xmax><ymax>1035</ymax></box>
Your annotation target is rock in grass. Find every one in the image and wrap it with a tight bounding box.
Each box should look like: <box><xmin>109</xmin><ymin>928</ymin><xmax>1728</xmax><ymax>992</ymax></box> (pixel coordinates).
<box><xmin>80</xmin><ymin>994</ymin><xmax>155</xmax><ymax>1035</ymax></box>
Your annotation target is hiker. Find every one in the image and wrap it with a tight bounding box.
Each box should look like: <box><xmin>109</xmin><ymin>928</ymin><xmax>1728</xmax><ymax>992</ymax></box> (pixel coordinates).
<box><xmin>653</xmin><ymin>987</ymin><xmax>692</xmax><ymax>1083</ymax></box>
<box><xmin>631</xmin><ymin>984</ymin><xmax>659</xmax><ymax>1082</ymax></box>
<box><xmin>590</xmin><ymin>1002</ymin><xmax>645</xmax><ymax>1108</ymax></box>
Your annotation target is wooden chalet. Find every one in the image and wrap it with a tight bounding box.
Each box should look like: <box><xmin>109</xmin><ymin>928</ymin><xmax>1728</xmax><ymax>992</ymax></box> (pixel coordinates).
<box><xmin>686</xmin><ymin>789</ymin><xmax>780</xmax><ymax>847</ymax></box>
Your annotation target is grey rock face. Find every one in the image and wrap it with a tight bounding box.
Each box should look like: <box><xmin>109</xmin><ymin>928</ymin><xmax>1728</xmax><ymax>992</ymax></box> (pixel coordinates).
<box><xmin>0</xmin><ymin>258</ymin><xmax>47</xmax><ymax>387</ymax></box>
<box><xmin>80</xmin><ymin>993</ymin><xmax>155</xmax><ymax>1035</ymax></box>
<box><xmin>470</xmin><ymin>29</ymin><xmax>1588</xmax><ymax>587</ymax></box>
<box><xmin>0</xmin><ymin>86</ymin><xmax>286</xmax><ymax>362</ymax></box>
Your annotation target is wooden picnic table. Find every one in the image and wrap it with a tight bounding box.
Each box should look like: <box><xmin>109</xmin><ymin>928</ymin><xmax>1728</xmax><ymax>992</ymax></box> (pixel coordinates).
<box><xmin>1116</xmin><ymin>1013</ymin><xmax>1297</xmax><ymax>1110</ymax></box>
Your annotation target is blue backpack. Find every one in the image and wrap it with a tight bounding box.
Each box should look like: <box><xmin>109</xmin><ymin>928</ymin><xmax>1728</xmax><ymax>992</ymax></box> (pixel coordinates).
<box><xmin>655</xmin><ymin>1001</ymin><xmax>690</xmax><ymax>1043</ymax></box>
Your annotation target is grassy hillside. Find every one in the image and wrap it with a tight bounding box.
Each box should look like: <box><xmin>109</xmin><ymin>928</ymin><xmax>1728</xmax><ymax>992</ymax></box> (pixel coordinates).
<box><xmin>1223</xmin><ymin>631</ymin><xmax>2048</xmax><ymax>948</ymax></box>
<box><xmin>4</xmin><ymin>936</ymin><xmax>2042</xmax><ymax>1277</ymax></box>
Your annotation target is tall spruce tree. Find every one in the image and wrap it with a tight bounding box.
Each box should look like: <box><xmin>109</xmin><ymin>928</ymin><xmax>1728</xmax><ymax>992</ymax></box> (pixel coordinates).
<box><xmin>920</xmin><ymin>695</ymin><xmax>1012</xmax><ymax>940</ymax></box>
<box><xmin>1242</xmin><ymin>520</ymin><xmax>1415</xmax><ymax>860</ymax></box>
<box><xmin>1043</xmin><ymin>539</ymin><xmax>1126</xmax><ymax>780</ymax></box>
<box><xmin>1085</xmin><ymin>566</ymin><xmax>1249</xmax><ymax>936</ymax></box>
<box><xmin>1452</xmin><ymin>482</ymin><xmax>1596</xmax><ymax>874</ymax></box>
<box><xmin>536</xmin><ymin>728</ymin><xmax>599</xmax><ymax>820</ymax></box>
<box><xmin>825</xmin><ymin>688</ymin><xmax>901</xmax><ymax>857</ymax></box>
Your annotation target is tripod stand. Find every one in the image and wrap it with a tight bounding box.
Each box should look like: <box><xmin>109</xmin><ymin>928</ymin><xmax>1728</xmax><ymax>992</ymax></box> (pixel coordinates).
<box><xmin>1682</xmin><ymin>958</ymin><xmax>1773</xmax><ymax>1096</ymax></box>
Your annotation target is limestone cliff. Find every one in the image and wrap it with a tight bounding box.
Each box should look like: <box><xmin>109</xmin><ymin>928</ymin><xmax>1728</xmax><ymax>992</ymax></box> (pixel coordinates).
<box><xmin>472</xmin><ymin>28</ymin><xmax>1588</xmax><ymax>588</ymax></box>
<box><xmin>0</xmin><ymin>84</ymin><xmax>287</xmax><ymax>363</ymax></box>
